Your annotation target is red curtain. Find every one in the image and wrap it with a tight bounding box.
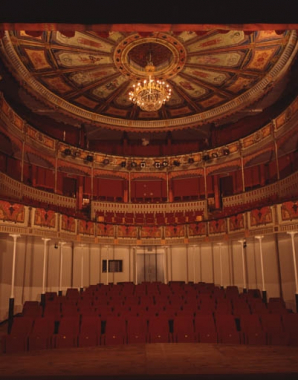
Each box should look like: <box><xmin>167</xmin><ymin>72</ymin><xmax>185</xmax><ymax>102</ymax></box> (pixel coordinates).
<box><xmin>172</xmin><ymin>177</ymin><xmax>199</xmax><ymax>197</ymax></box>
<box><xmin>132</xmin><ymin>179</ymin><xmax>166</xmax><ymax>199</ymax></box>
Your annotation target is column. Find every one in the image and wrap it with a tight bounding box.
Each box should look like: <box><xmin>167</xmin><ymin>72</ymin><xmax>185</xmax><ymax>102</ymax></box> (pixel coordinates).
<box><xmin>106</xmin><ymin>246</ymin><xmax>110</xmax><ymax>286</ymax></box>
<box><xmin>163</xmin><ymin>247</ymin><xmax>168</xmax><ymax>284</ymax></box>
<box><xmin>58</xmin><ymin>242</ymin><xmax>66</xmax><ymax>296</ymax></box>
<box><xmin>78</xmin><ymin>176</ymin><xmax>83</xmax><ymax>210</ymax></box>
<box><xmin>80</xmin><ymin>244</ymin><xmax>86</xmax><ymax>292</ymax></box>
<box><xmin>123</xmin><ymin>178</ymin><xmax>128</xmax><ymax>203</ymax></box>
<box><xmin>218</xmin><ymin>242</ymin><xmax>223</xmax><ymax>288</ymax></box>
<box><xmin>287</xmin><ymin>231</ymin><xmax>298</xmax><ymax>312</ymax></box>
<box><xmin>193</xmin><ymin>246</ymin><xmax>196</xmax><ymax>284</ymax></box>
<box><xmin>185</xmin><ymin>245</ymin><xmax>189</xmax><ymax>284</ymax></box>
<box><xmin>274</xmin><ymin>137</ymin><xmax>280</xmax><ymax>181</ymax></box>
<box><xmin>238</xmin><ymin>239</ymin><xmax>247</xmax><ymax>293</ymax></box>
<box><xmin>199</xmin><ymin>245</ymin><xmax>202</xmax><ymax>283</ymax></box>
<box><xmin>166</xmin><ymin>172</ymin><xmax>169</xmax><ymax>202</ymax></box>
<box><xmin>214</xmin><ymin>176</ymin><xmax>220</xmax><ymax>209</ymax></box>
<box><xmin>41</xmin><ymin>238</ymin><xmax>51</xmax><ymax>308</ymax></box>
<box><xmin>8</xmin><ymin>234</ymin><xmax>21</xmax><ymax>333</ymax></box>
<box><xmin>134</xmin><ymin>247</ymin><xmax>138</xmax><ymax>285</ymax></box>
<box><xmin>203</xmin><ymin>165</ymin><xmax>208</xmax><ymax>200</ymax></box>
<box><xmin>255</xmin><ymin>235</ymin><xmax>266</xmax><ymax>303</ymax></box>
<box><xmin>128</xmin><ymin>172</ymin><xmax>131</xmax><ymax>203</ymax></box>
<box><xmin>90</xmin><ymin>164</ymin><xmax>94</xmax><ymax>200</ymax></box>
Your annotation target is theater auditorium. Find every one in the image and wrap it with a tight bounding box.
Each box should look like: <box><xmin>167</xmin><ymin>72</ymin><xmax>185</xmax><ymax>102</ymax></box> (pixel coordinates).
<box><xmin>1</xmin><ymin>2</ymin><xmax>298</xmax><ymax>379</ymax></box>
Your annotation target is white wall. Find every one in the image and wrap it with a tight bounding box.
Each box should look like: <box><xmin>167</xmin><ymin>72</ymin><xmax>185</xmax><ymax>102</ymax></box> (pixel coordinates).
<box><xmin>1</xmin><ymin>231</ymin><xmax>298</xmax><ymax>321</ymax></box>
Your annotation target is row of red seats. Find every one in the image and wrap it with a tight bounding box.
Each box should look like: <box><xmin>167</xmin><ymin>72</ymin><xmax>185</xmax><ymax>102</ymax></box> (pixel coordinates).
<box><xmin>52</xmin><ymin>283</ymin><xmax>260</xmax><ymax>298</ymax></box>
<box><xmin>2</xmin><ymin>311</ymin><xmax>298</xmax><ymax>354</ymax></box>
<box><xmin>22</xmin><ymin>295</ymin><xmax>289</xmax><ymax>322</ymax></box>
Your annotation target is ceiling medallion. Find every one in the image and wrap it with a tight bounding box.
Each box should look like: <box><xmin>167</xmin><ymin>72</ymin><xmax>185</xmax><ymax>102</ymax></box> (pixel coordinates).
<box><xmin>113</xmin><ymin>33</ymin><xmax>186</xmax><ymax>81</ymax></box>
<box><xmin>128</xmin><ymin>51</ymin><xmax>172</xmax><ymax>111</ymax></box>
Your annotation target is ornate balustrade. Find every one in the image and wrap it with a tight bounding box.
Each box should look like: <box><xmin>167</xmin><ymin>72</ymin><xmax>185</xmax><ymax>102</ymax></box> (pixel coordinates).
<box><xmin>222</xmin><ymin>171</ymin><xmax>298</xmax><ymax>209</ymax></box>
<box><xmin>1</xmin><ymin>199</ymin><xmax>298</xmax><ymax>245</ymax></box>
<box><xmin>2</xmin><ymin>170</ymin><xmax>298</xmax><ymax>223</ymax></box>
<box><xmin>91</xmin><ymin>199</ymin><xmax>207</xmax><ymax>219</ymax></box>
<box><xmin>0</xmin><ymin>172</ymin><xmax>77</xmax><ymax>210</ymax></box>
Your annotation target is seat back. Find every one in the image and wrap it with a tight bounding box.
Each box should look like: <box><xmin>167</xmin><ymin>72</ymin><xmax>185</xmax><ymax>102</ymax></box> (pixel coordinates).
<box><xmin>10</xmin><ymin>317</ymin><xmax>34</xmax><ymax>336</ymax></box>
<box><xmin>31</xmin><ymin>318</ymin><xmax>55</xmax><ymax>336</ymax></box>
<box><xmin>58</xmin><ymin>317</ymin><xmax>80</xmax><ymax>335</ymax></box>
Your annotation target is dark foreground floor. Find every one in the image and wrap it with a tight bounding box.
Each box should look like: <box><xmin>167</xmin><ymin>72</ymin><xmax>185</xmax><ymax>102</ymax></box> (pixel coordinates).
<box><xmin>1</xmin><ymin>343</ymin><xmax>298</xmax><ymax>380</ymax></box>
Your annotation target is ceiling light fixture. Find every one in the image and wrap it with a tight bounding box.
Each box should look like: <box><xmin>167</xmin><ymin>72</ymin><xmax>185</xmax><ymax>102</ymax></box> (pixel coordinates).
<box><xmin>128</xmin><ymin>51</ymin><xmax>172</xmax><ymax>112</ymax></box>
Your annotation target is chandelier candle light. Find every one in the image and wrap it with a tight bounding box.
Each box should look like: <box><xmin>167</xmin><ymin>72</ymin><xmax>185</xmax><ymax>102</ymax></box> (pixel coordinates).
<box><xmin>129</xmin><ymin>54</ymin><xmax>172</xmax><ymax>112</ymax></box>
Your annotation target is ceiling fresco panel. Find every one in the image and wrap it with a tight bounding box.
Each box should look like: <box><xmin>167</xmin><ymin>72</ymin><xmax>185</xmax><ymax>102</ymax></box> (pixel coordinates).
<box><xmin>245</xmin><ymin>47</ymin><xmax>280</xmax><ymax>71</ymax></box>
<box><xmin>68</xmin><ymin>67</ymin><xmax>118</xmax><ymax>87</ymax></box>
<box><xmin>187</xmin><ymin>30</ymin><xmax>247</xmax><ymax>52</ymax></box>
<box><xmin>187</xmin><ymin>52</ymin><xmax>244</xmax><ymax>67</ymax></box>
<box><xmin>53</xmin><ymin>32</ymin><xmax>115</xmax><ymax>53</ymax></box>
<box><xmin>183</xmin><ymin>67</ymin><xmax>229</xmax><ymax>86</ymax></box>
<box><xmin>54</xmin><ymin>51</ymin><xmax>113</xmax><ymax>68</ymax></box>
<box><xmin>23</xmin><ymin>48</ymin><xmax>52</xmax><ymax>70</ymax></box>
<box><xmin>92</xmin><ymin>75</ymin><xmax>128</xmax><ymax>99</ymax></box>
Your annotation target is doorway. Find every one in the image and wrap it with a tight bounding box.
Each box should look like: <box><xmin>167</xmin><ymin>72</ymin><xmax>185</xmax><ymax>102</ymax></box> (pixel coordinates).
<box><xmin>136</xmin><ymin>247</ymin><xmax>165</xmax><ymax>283</ymax></box>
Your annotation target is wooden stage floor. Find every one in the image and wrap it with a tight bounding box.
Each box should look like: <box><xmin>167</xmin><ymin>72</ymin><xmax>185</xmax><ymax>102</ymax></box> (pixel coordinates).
<box><xmin>1</xmin><ymin>343</ymin><xmax>298</xmax><ymax>380</ymax></box>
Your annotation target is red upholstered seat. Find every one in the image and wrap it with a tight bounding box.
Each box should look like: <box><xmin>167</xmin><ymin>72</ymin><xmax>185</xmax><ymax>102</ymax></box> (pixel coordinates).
<box><xmin>240</xmin><ymin>314</ymin><xmax>266</xmax><ymax>345</ymax></box>
<box><xmin>215</xmin><ymin>314</ymin><xmax>241</xmax><ymax>344</ymax></box>
<box><xmin>194</xmin><ymin>314</ymin><xmax>217</xmax><ymax>343</ymax></box>
<box><xmin>78</xmin><ymin>316</ymin><xmax>101</xmax><ymax>347</ymax></box>
<box><xmin>173</xmin><ymin>316</ymin><xmax>196</xmax><ymax>342</ymax></box>
<box><xmin>102</xmin><ymin>316</ymin><xmax>127</xmax><ymax>345</ymax></box>
<box><xmin>53</xmin><ymin>317</ymin><xmax>80</xmax><ymax>349</ymax></box>
<box><xmin>4</xmin><ymin>317</ymin><xmax>34</xmax><ymax>353</ymax></box>
<box><xmin>148</xmin><ymin>316</ymin><xmax>171</xmax><ymax>343</ymax></box>
<box><xmin>22</xmin><ymin>303</ymin><xmax>43</xmax><ymax>318</ymax></box>
<box><xmin>126</xmin><ymin>316</ymin><xmax>148</xmax><ymax>343</ymax></box>
<box><xmin>282</xmin><ymin>313</ymin><xmax>298</xmax><ymax>346</ymax></box>
<box><xmin>28</xmin><ymin>317</ymin><xmax>55</xmax><ymax>351</ymax></box>
<box><xmin>260</xmin><ymin>314</ymin><xmax>289</xmax><ymax>346</ymax></box>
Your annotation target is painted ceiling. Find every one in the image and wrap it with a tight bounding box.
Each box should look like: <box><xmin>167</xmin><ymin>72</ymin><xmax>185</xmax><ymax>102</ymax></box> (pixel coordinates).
<box><xmin>1</xmin><ymin>29</ymin><xmax>297</xmax><ymax>133</ymax></box>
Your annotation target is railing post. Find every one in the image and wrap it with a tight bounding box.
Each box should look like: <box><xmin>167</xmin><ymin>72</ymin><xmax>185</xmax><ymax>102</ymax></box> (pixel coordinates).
<box><xmin>287</xmin><ymin>231</ymin><xmax>298</xmax><ymax>312</ymax></box>
<box><xmin>238</xmin><ymin>239</ymin><xmax>247</xmax><ymax>293</ymax></box>
<box><xmin>41</xmin><ymin>238</ymin><xmax>51</xmax><ymax>308</ymax></box>
<box><xmin>218</xmin><ymin>243</ymin><xmax>223</xmax><ymax>289</ymax></box>
<box><xmin>8</xmin><ymin>234</ymin><xmax>21</xmax><ymax>333</ymax></box>
<box><xmin>255</xmin><ymin>235</ymin><xmax>266</xmax><ymax>303</ymax></box>
<box><xmin>58</xmin><ymin>242</ymin><xmax>66</xmax><ymax>296</ymax></box>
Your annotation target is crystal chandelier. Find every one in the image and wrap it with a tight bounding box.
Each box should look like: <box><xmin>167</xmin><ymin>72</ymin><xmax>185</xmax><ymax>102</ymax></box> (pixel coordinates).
<box><xmin>128</xmin><ymin>53</ymin><xmax>172</xmax><ymax>112</ymax></box>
